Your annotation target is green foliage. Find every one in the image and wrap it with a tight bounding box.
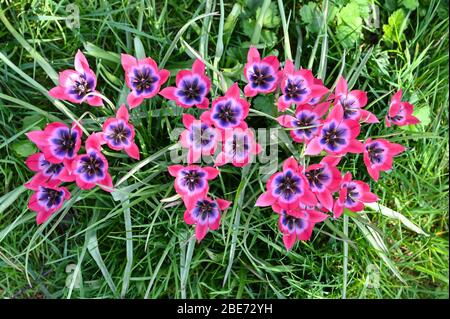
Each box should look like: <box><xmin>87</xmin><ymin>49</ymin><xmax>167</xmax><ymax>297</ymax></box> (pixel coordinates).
<box><xmin>382</xmin><ymin>9</ymin><xmax>408</xmax><ymax>45</ymax></box>
<box><xmin>299</xmin><ymin>2</ymin><xmax>322</xmax><ymax>34</ymax></box>
<box><xmin>402</xmin><ymin>0</ymin><xmax>420</xmax><ymax>10</ymax></box>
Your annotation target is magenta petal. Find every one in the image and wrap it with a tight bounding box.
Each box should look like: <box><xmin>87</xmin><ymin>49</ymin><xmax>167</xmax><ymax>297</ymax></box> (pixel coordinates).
<box><xmin>203</xmin><ymin>166</ymin><xmax>219</xmax><ymax>180</ymax></box>
<box><xmin>216</xmin><ymin>198</ymin><xmax>231</xmax><ymax>211</ymax></box>
<box><xmin>74</xmin><ymin>50</ymin><xmax>90</xmax><ymax>74</ymax></box>
<box><xmin>184</xmin><ymin>209</ymin><xmax>195</xmax><ymax>225</ymax></box>
<box><xmin>335</xmin><ymin>76</ymin><xmax>348</xmax><ymax>96</ymax></box>
<box><xmin>247</xmin><ymin>46</ymin><xmax>260</xmax><ymax>63</ymax></box>
<box><xmin>48</xmin><ymin>86</ymin><xmax>68</xmax><ymax>100</ymax></box>
<box><xmin>98</xmin><ymin>173</ymin><xmax>114</xmax><ymax>192</ymax></box>
<box><xmin>116</xmin><ymin>104</ymin><xmax>129</xmax><ymax>122</ymax></box>
<box><xmin>316</xmin><ymin>191</ymin><xmax>333</xmax><ymax>211</ymax></box>
<box><xmin>255</xmin><ymin>192</ymin><xmax>276</xmax><ymax>207</ymax></box>
<box><xmin>283</xmin><ymin>234</ymin><xmax>296</xmax><ymax>251</ymax></box>
<box><xmin>192</xmin><ymin>58</ymin><xmax>205</xmax><ymax>75</ymax></box>
<box><xmin>360</xmin><ymin>109</ymin><xmax>379</xmax><ymax>123</ymax></box>
<box><xmin>159</xmin><ymin>86</ymin><xmax>177</xmax><ymax>101</ymax></box>
<box><xmin>159</xmin><ymin>69</ymin><xmax>170</xmax><ymax>85</ymax></box>
<box><xmin>226</xmin><ymin>82</ymin><xmax>240</xmax><ymax>99</ymax></box>
<box><xmin>127</xmin><ymin>92</ymin><xmax>144</xmax><ymax>109</ymax></box>
<box><xmin>244</xmin><ymin>84</ymin><xmax>257</xmax><ymax>97</ymax></box>
<box><xmin>125</xmin><ymin>142</ymin><xmax>140</xmax><ymax>160</ymax></box>
<box><xmin>304</xmin><ymin>137</ymin><xmax>322</xmax><ymax>155</ymax></box>
<box><xmin>195</xmin><ymin>223</ymin><xmax>209</xmax><ymax>241</ymax></box>
<box><xmin>121</xmin><ymin>53</ymin><xmax>138</xmax><ymax>72</ymax></box>
<box><xmin>36</xmin><ymin>210</ymin><xmax>53</xmax><ymax>225</ymax></box>
<box><xmin>25</xmin><ymin>153</ymin><xmax>42</xmax><ymax>171</ymax></box>
<box><xmin>197</xmin><ymin>98</ymin><xmax>209</xmax><ymax>109</ymax></box>
<box><xmin>87</xmin><ymin>93</ymin><xmax>104</xmax><ymax>107</ymax></box>
<box><xmin>282</xmin><ymin>157</ymin><xmax>299</xmax><ymax>172</ymax></box>
<box><xmin>26</xmin><ymin>130</ymin><xmax>47</xmax><ymax>147</ymax></box>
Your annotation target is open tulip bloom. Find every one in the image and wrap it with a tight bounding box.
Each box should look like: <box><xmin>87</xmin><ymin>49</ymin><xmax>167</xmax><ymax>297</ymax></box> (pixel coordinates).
<box><xmin>49</xmin><ymin>50</ymin><xmax>103</xmax><ymax>106</ymax></box>
<box><xmin>26</xmin><ymin>179</ymin><xmax>71</xmax><ymax>225</ymax></box>
<box><xmin>385</xmin><ymin>89</ymin><xmax>421</xmax><ymax>127</ymax></box>
<box><xmin>121</xmin><ymin>53</ymin><xmax>170</xmax><ymax>109</ymax></box>
<box><xmin>277</xmin><ymin>103</ymin><xmax>330</xmax><ymax>143</ymax></box>
<box><xmin>24</xmin><ymin>152</ymin><xmax>75</xmax><ymax>189</ymax></box>
<box><xmin>168</xmin><ymin>164</ymin><xmax>219</xmax><ymax>207</ymax></box>
<box><xmin>278</xmin><ymin>208</ymin><xmax>329</xmax><ymax>250</ymax></box>
<box><xmin>244</xmin><ymin>46</ymin><xmax>282</xmax><ymax>97</ymax></box>
<box><xmin>183</xmin><ymin>196</ymin><xmax>231</xmax><ymax>241</ymax></box>
<box><xmin>277</xmin><ymin>60</ymin><xmax>329</xmax><ymax>111</ymax></box>
<box><xmin>180</xmin><ymin>113</ymin><xmax>219</xmax><ymax>164</ymax></box>
<box><xmin>26</xmin><ymin>122</ymin><xmax>82</xmax><ymax>164</ymax></box>
<box><xmin>203</xmin><ymin>83</ymin><xmax>250</xmax><ymax>130</ymax></box>
<box><xmin>255</xmin><ymin>157</ymin><xmax>317</xmax><ymax>211</ymax></box>
<box><xmin>333</xmin><ymin>172</ymin><xmax>379</xmax><ymax>218</ymax></box>
<box><xmin>72</xmin><ymin>133</ymin><xmax>113</xmax><ymax>192</ymax></box>
<box><xmin>363</xmin><ymin>138</ymin><xmax>405</xmax><ymax>181</ymax></box>
<box><xmin>159</xmin><ymin>58</ymin><xmax>211</xmax><ymax>109</ymax></box>
<box><xmin>214</xmin><ymin>127</ymin><xmax>262</xmax><ymax>167</ymax></box>
<box><xmin>303</xmin><ymin>156</ymin><xmax>342</xmax><ymax>211</ymax></box>
<box><xmin>101</xmin><ymin>104</ymin><xmax>140</xmax><ymax>160</ymax></box>
<box><xmin>331</xmin><ymin>76</ymin><xmax>378</xmax><ymax>123</ymax></box>
<box><xmin>305</xmin><ymin>107</ymin><xmax>364</xmax><ymax>156</ymax></box>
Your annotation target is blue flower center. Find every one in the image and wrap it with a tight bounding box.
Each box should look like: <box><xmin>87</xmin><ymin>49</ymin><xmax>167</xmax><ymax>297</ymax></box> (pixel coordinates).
<box><xmin>250</xmin><ymin>64</ymin><xmax>275</xmax><ymax>89</ymax></box>
<box><xmin>78</xmin><ymin>153</ymin><xmax>104</xmax><ymax>180</ymax></box>
<box><xmin>193</xmin><ymin>199</ymin><xmax>218</xmax><ymax>221</ymax></box>
<box><xmin>181</xmin><ymin>170</ymin><xmax>205</xmax><ymax>192</ymax></box>
<box><xmin>274</xmin><ymin>171</ymin><xmax>301</xmax><ymax>200</ymax></box>
<box><xmin>304</xmin><ymin>167</ymin><xmax>329</xmax><ymax>190</ymax></box>
<box><xmin>366</xmin><ymin>142</ymin><xmax>385</xmax><ymax>164</ymax></box>
<box><xmin>281</xmin><ymin>213</ymin><xmax>305</xmax><ymax>233</ymax></box>
<box><xmin>51</xmin><ymin>128</ymin><xmax>78</xmax><ymax>158</ymax></box>
<box><xmin>131</xmin><ymin>67</ymin><xmax>159</xmax><ymax>94</ymax></box>
<box><xmin>285</xmin><ymin>78</ymin><xmax>308</xmax><ymax>100</ymax></box>
<box><xmin>39</xmin><ymin>187</ymin><xmax>63</xmax><ymax>209</ymax></box>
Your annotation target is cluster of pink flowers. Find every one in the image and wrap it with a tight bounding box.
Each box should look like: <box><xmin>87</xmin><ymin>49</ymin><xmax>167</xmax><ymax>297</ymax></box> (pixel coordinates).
<box><xmin>26</xmin><ymin>51</ymin><xmax>144</xmax><ymax>224</ymax></box>
<box><xmin>25</xmin><ymin>46</ymin><xmax>420</xmax><ymax>251</ymax></box>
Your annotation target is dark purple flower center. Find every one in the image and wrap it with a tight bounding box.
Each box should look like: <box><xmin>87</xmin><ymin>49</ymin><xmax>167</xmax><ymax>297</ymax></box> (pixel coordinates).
<box><xmin>249</xmin><ymin>64</ymin><xmax>275</xmax><ymax>90</ymax></box>
<box><xmin>319</xmin><ymin>122</ymin><xmax>348</xmax><ymax>151</ymax></box>
<box><xmin>293</xmin><ymin>112</ymin><xmax>319</xmax><ymax>138</ymax></box>
<box><xmin>51</xmin><ymin>128</ymin><xmax>78</xmax><ymax>158</ymax></box>
<box><xmin>193</xmin><ymin>199</ymin><xmax>218</xmax><ymax>222</ymax></box>
<box><xmin>389</xmin><ymin>107</ymin><xmax>405</xmax><ymax>122</ymax></box>
<box><xmin>69</xmin><ymin>73</ymin><xmax>94</xmax><ymax>100</ymax></box>
<box><xmin>340</xmin><ymin>96</ymin><xmax>359</xmax><ymax>119</ymax></box>
<box><xmin>177</xmin><ymin>77</ymin><xmax>206</xmax><ymax>104</ymax></box>
<box><xmin>228</xmin><ymin>134</ymin><xmax>249</xmax><ymax>157</ymax></box>
<box><xmin>345</xmin><ymin>183</ymin><xmax>360</xmax><ymax>206</ymax></box>
<box><xmin>281</xmin><ymin>213</ymin><xmax>305</xmax><ymax>233</ymax></box>
<box><xmin>180</xmin><ymin>169</ymin><xmax>205</xmax><ymax>192</ymax></box>
<box><xmin>131</xmin><ymin>67</ymin><xmax>159</xmax><ymax>94</ymax></box>
<box><xmin>189</xmin><ymin>124</ymin><xmax>216</xmax><ymax>148</ymax></box>
<box><xmin>38</xmin><ymin>187</ymin><xmax>63</xmax><ymax>209</ymax></box>
<box><xmin>274</xmin><ymin>171</ymin><xmax>302</xmax><ymax>201</ymax></box>
<box><xmin>366</xmin><ymin>142</ymin><xmax>385</xmax><ymax>165</ymax></box>
<box><xmin>106</xmin><ymin>122</ymin><xmax>132</xmax><ymax>146</ymax></box>
<box><xmin>284</xmin><ymin>78</ymin><xmax>308</xmax><ymax>101</ymax></box>
<box><xmin>212</xmin><ymin>101</ymin><xmax>241</xmax><ymax>128</ymax></box>
<box><xmin>304</xmin><ymin>167</ymin><xmax>330</xmax><ymax>190</ymax></box>
<box><xmin>77</xmin><ymin>152</ymin><xmax>104</xmax><ymax>181</ymax></box>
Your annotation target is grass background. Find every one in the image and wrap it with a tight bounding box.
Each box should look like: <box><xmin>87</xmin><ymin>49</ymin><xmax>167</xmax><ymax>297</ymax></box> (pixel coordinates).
<box><xmin>0</xmin><ymin>0</ymin><xmax>448</xmax><ymax>298</ymax></box>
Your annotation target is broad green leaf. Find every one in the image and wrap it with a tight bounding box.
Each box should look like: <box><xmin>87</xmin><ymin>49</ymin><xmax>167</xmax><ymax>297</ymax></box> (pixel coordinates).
<box><xmin>11</xmin><ymin>140</ymin><xmax>37</xmax><ymax>158</ymax></box>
